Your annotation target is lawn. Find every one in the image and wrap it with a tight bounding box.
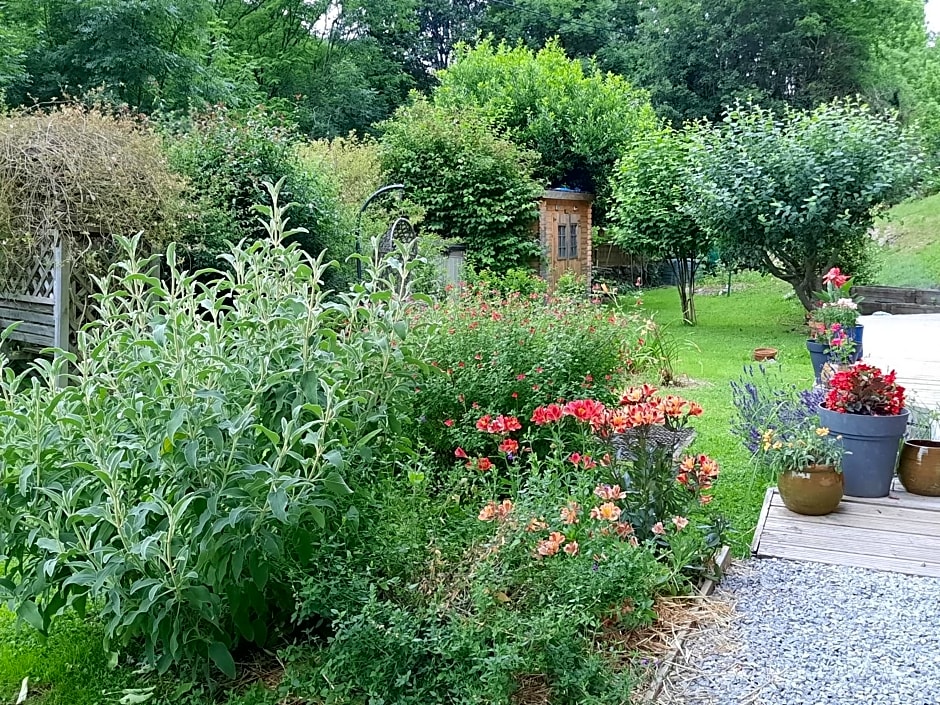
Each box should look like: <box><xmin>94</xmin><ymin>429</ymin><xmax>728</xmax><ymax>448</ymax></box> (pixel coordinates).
<box><xmin>874</xmin><ymin>192</ymin><xmax>940</xmax><ymax>287</ymax></box>
<box><xmin>637</xmin><ymin>273</ymin><xmax>813</xmax><ymax>556</ymax></box>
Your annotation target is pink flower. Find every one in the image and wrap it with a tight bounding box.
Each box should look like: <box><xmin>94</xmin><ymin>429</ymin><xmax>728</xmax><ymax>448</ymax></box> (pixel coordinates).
<box><xmin>569</xmin><ymin>452</ymin><xmax>582</xmax><ymax>466</ymax></box>
<box><xmin>560</xmin><ymin>502</ymin><xmax>581</xmax><ymax>525</ymax></box>
<box><xmin>672</xmin><ymin>516</ymin><xmax>689</xmax><ymax>531</ymax></box>
<box><xmin>444</xmin><ymin>419</ymin><xmax>454</xmax><ymax>427</ymax></box>
<box><xmin>651</xmin><ymin>522</ymin><xmax>666</xmax><ymax>535</ymax></box>
<box><xmin>454</xmin><ymin>447</ymin><xmax>468</xmax><ymax>459</ymax></box>
<box><xmin>563</xmin><ymin>541</ymin><xmax>579</xmax><ymax>556</ymax></box>
<box><xmin>590</xmin><ymin>502</ymin><xmax>622</xmax><ymax>522</ymax></box>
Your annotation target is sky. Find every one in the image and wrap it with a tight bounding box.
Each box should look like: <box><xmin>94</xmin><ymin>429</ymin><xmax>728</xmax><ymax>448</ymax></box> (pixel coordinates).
<box><xmin>928</xmin><ymin>0</ymin><xmax>940</xmax><ymax>33</ymax></box>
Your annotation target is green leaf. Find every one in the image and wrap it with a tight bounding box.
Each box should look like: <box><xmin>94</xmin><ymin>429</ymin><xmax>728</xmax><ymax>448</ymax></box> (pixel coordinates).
<box><xmin>16</xmin><ymin>601</ymin><xmax>44</xmax><ymax>632</ymax></box>
<box><xmin>208</xmin><ymin>642</ymin><xmax>236</xmax><ymax>679</ymax></box>
<box><xmin>323</xmin><ymin>471</ymin><xmax>352</xmax><ymax>496</ymax></box>
<box><xmin>268</xmin><ymin>488</ymin><xmax>288</xmax><ymax>522</ymax></box>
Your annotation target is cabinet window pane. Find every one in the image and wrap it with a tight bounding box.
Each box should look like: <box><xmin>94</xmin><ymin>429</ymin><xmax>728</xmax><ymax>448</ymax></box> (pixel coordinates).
<box><xmin>558</xmin><ymin>224</ymin><xmax>568</xmax><ymax>259</ymax></box>
<box><xmin>569</xmin><ymin>223</ymin><xmax>578</xmax><ymax>259</ymax></box>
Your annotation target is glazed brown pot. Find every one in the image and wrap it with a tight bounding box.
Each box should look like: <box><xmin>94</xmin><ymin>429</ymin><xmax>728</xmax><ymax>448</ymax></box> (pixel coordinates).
<box><xmin>778</xmin><ymin>464</ymin><xmax>844</xmax><ymax>516</ymax></box>
<box><xmin>899</xmin><ymin>440</ymin><xmax>940</xmax><ymax>496</ymax></box>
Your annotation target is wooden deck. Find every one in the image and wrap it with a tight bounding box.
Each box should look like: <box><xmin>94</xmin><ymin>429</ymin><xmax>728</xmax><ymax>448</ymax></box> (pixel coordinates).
<box><xmin>751</xmin><ymin>481</ymin><xmax>940</xmax><ymax>578</ymax></box>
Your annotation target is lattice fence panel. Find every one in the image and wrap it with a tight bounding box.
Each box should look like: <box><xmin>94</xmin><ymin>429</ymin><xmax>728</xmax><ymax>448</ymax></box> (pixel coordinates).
<box><xmin>2</xmin><ymin>251</ymin><xmax>56</xmax><ymax>300</ymax></box>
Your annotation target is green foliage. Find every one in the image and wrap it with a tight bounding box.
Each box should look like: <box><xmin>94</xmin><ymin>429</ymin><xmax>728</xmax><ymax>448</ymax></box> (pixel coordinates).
<box><xmin>379</xmin><ymin>97</ymin><xmax>543</xmax><ymax>272</ymax></box>
<box><xmin>611</xmin><ymin>127</ymin><xmax>709</xmax><ymax>324</ymax></box>
<box><xmin>411</xmin><ymin>285</ymin><xmax>655</xmax><ymax>459</ymax></box>
<box><xmin>468</xmin><ymin>267</ymin><xmax>548</xmax><ymax>298</ymax></box>
<box><xmin>436</xmin><ymin>39</ymin><xmax>658</xmax><ymax>217</ymax></box>
<box><xmin>0</xmin><ymin>183</ymin><xmax>423</xmax><ymax>673</ymax></box>
<box><xmin>628</xmin><ymin>0</ymin><xmax>927</xmax><ymax>124</ymax></box>
<box><xmin>686</xmin><ymin>99</ymin><xmax>923</xmax><ymax>310</ymax></box>
<box><xmin>167</xmin><ymin>107</ymin><xmax>347</xmax><ymax>275</ymax></box>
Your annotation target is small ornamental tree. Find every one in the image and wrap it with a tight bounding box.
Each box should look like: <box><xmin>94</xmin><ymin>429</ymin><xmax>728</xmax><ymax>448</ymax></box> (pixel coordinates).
<box><xmin>686</xmin><ymin>99</ymin><xmax>923</xmax><ymax>309</ymax></box>
<box><xmin>435</xmin><ymin>39</ymin><xmax>658</xmax><ymax>221</ymax></box>
<box><xmin>379</xmin><ymin>97</ymin><xmax>543</xmax><ymax>272</ymax></box>
<box><xmin>610</xmin><ymin>127</ymin><xmax>709</xmax><ymax>325</ymax></box>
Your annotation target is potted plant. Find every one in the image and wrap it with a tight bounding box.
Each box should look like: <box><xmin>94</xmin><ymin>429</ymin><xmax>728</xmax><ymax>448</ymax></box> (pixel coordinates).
<box><xmin>899</xmin><ymin>439</ymin><xmax>940</xmax><ymax>496</ymax></box>
<box><xmin>759</xmin><ymin>423</ymin><xmax>845</xmax><ymax>515</ymax></box>
<box><xmin>818</xmin><ymin>363</ymin><xmax>908</xmax><ymax>498</ymax></box>
<box><xmin>806</xmin><ymin>268</ymin><xmax>863</xmax><ymax>381</ymax></box>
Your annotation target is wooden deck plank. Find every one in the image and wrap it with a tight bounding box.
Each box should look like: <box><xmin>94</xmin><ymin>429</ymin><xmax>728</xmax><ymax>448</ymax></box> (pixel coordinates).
<box><xmin>768</xmin><ymin>493</ymin><xmax>940</xmax><ymax>524</ymax></box>
<box><xmin>753</xmin><ymin>485</ymin><xmax>940</xmax><ymax>578</ymax></box>
<box><xmin>758</xmin><ymin>528</ymin><xmax>940</xmax><ymax>564</ymax></box>
<box><xmin>765</xmin><ymin>505</ymin><xmax>940</xmax><ymax>536</ymax></box>
<box><xmin>761</xmin><ymin>519</ymin><xmax>940</xmax><ymax>552</ymax></box>
<box><xmin>754</xmin><ymin>541</ymin><xmax>940</xmax><ymax>578</ymax></box>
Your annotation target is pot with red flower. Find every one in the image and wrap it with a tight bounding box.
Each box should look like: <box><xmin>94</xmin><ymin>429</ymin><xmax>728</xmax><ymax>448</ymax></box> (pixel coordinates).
<box><xmin>807</xmin><ymin>268</ymin><xmax>864</xmax><ymax>381</ymax></box>
<box><xmin>818</xmin><ymin>363</ymin><xmax>908</xmax><ymax>498</ymax></box>
<box><xmin>759</xmin><ymin>423</ymin><xmax>845</xmax><ymax>515</ymax></box>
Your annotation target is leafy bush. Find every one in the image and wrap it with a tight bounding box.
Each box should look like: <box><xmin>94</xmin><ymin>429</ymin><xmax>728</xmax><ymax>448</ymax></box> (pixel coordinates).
<box><xmin>468</xmin><ymin>267</ymin><xmax>548</xmax><ymax>298</ymax></box>
<box><xmin>686</xmin><ymin>99</ymin><xmax>923</xmax><ymax>309</ymax></box>
<box><xmin>0</xmin><ymin>184</ymin><xmax>422</xmax><ymax>673</ymax></box>
<box><xmin>167</xmin><ymin>106</ymin><xmax>347</xmax><ymax>276</ymax></box>
<box><xmin>435</xmin><ymin>38</ymin><xmax>658</xmax><ymax>219</ymax></box>
<box><xmin>412</xmin><ymin>285</ymin><xmax>657</xmax><ymax>458</ymax></box>
<box><xmin>610</xmin><ymin>127</ymin><xmax>710</xmax><ymax>324</ymax></box>
<box><xmin>379</xmin><ymin>97</ymin><xmax>543</xmax><ymax>273</ymax></box>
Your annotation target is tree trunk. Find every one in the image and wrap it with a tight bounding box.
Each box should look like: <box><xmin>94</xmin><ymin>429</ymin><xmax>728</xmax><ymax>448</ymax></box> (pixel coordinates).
<box><xmin>672</xmin><ymin>255</ymin><xmax>697</xmax><ymax>325</ymax></box>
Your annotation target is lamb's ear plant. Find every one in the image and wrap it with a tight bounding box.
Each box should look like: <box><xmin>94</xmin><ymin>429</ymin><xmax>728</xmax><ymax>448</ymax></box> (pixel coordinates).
<box><xmin>0</xmin><ymin>179</ymin><xmax>424</xmax><ymax>676</ymax></box>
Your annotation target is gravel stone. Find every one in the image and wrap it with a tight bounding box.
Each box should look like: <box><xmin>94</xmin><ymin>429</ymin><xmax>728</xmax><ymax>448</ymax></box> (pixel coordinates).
<box><xmin>661</xmin><ymin>558</ymin><xmax>940</xmax><ymax>705</ymax></box>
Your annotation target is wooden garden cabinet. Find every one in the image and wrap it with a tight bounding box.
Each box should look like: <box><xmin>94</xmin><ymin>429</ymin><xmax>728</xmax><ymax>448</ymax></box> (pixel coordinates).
<box><xmin>538</xmin><ymin>189</ymin><xmax>592</xmax><ymax>291</ymax></box>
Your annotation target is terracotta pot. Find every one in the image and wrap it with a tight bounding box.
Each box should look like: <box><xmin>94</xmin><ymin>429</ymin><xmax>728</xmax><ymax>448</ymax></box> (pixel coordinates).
<box><xmin>899</xmin><ymin>440</ymin><xmax>940</xmax><ymax>496</ymax></box>
<box><xmin>778</xmin><ymin>464</ymin><xmax>844</xmax><ymax>515</ymax></box>
<box><xmin>753</xmin><ymin>347</ymin><xmax>778</xmax><ymax>362</ymax></box>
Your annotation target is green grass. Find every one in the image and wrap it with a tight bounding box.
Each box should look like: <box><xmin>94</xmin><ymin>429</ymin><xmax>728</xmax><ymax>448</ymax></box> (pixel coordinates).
<box><xmin>874</xmin><ymin>192</ymin><xmax>940</xmax><ymax>287</ymax></box>
<box><xmin>0</xmin><ymin>611</ymin><xmax>135</xmax><ymax>705</ymax></box>
<box><xmin>639</xmin><ymin>273</ymin><xmax>812</xmax><ymax>556</ymax></box>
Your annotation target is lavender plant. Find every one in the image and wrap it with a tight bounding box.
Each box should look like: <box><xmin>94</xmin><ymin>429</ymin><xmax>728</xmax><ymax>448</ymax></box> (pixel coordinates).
<box><xmin>730</xmin><ymin>366</ymin><xmax>824</xmax><ymax>454</ymax></box>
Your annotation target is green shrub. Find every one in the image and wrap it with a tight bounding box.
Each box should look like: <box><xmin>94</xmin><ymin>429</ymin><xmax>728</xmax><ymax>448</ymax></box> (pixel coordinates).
<box><xmin>167</xmin><ymin>107</ymin><xmax>348</xmax><ymax>277</ymax></box>
<box><xmin>379</xmin><ymin>97</ymin><xmax>543</xmax><ymax>273</ymax></box>
<box><xmin>468</xmin><ymin>267</ymin><xmax>548</xmax><ymax>298</ymax></box>
<box><xmin>0</xmin><ymin>183</ymin><xmax>422</xmax><ymax>673</ymax></box>
<box><xmin>412</xmin><ymin>285</ymin><xmax>656</xmax><ymax>459</ymax></box>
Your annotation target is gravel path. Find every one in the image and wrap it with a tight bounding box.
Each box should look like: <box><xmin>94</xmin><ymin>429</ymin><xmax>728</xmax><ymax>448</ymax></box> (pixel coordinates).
<box><xmin>661</xmin><ymin>559</ymin><xmax>940</xmax><ymax>705</ymax></box>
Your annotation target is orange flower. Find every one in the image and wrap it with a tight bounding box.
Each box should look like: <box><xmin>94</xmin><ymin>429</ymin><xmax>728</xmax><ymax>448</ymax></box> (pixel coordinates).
<box><xmin>607</xmin><ymin>408</ymin><xmax>632</xmax><ymax>433</ymax></box>
<box><xmin>563</xmin><ymin>541</ymin><xmax>580</xmax><ymax>556</ymax></box>
<box><xmin>581</xmin><ymin>455</ymin><xmax>597</xmax><ymax>470</ymax></box>
<box><xmin>593</xmin><ymin>484</ymin><xmax>625</xmax><ymax>501</ymax></box>
<box><xmin>651</xmin><ymin>522</ymin><xmax>666</xmax><ymax>535</ymax></box>
<box><xmin>560</xmin><ymin>502</ymin><xmax>581</xmax><ymax>525</ymax></box>
<box><xmin>687</xmin><ymin>402</ymin><xmax>704</xmax><ymax>417</ymax></box>
<box><xmin>671</xmin><ymin>515</ymin><xmax>689</xmax><ymax>531</ymax></box>
<box><xmin>537</xmin><ymin>538</ymin><xmax>560</xmax><ymax>557</ymax></box>
<box><xmin>478</xmin><ymin>502</ymin><xmax>497</xmax><ymax>521</ymax></box>
<box><xmin>476</xmin><ymin>457</ymin><xmax>493</xmax><ymax>472</ymax></box>
<box><xmin>590</xmin><ymin>502</ymin><xmax>622</xmax><ymax>522</ymax></box>
<box><xmin>497</xmin><ymin>499</ymin><xmax>514</xmax><ymax>520</ymax></box>
<box><xmin>548</xmin><ymin>531</ymin><xmax>565</xmax><ymax>544</ymax></box>
<box><xmin>526</xmin><ymin>516</ymin><xmax>548</xmax><ymax>532</ymax></box>
<box><xmin>699</xmin><ymin>494</ymin><xmax>713</xmax><ymax>506</ymax></box>
<box><xmin>680</xmin><ymin>455</ymin><xmax>696</xmax><ymax>472</ymax></box>
<box><xmin>615</xmin><ymin>522</ymin><xmax>634</xmax><ymax>538</ymax></box>
<box><xmin>661</xmin><ymin>395</ymin><xmax>686</xmax><ymax>418</ymax></box>
<box><xmin>498</xmin><ymin>438</ymin><xmax>519</xmax><ymax>454</ymax></box>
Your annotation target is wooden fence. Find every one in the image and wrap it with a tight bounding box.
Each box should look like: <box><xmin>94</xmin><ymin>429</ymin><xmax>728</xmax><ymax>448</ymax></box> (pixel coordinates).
<box><xmin>852</xmin><ymin>285</ymin><xmax>940</xmax><ymax>315</ymax></box>
<box><xmin>0</xmin><ymin>237</ymin><xmax>98</xmax><ymax>354</ymax></box>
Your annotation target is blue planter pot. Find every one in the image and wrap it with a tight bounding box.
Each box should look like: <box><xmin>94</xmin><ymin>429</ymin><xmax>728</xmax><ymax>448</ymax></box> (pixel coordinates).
<box><xmin>818</xmin><ymin>405</ymin><xmax>909</xmax><ymax>498</ymax></box>
<box><xmin>806</xmin><ymin>324</ymin><xmax>864</xmax><ymax>381</ymax></box>
<box><xmin>806</xmin><ymin>340</ymin><xmax>829</xmax><ymax>382</ymax></box>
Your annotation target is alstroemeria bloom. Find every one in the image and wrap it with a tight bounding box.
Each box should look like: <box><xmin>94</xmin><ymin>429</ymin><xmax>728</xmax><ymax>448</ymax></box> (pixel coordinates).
<box><xmin>823</xmin><ymin>267</ymin><xmax>850</xmax><ymax>288</ymax></box>
<box><xmin>672</xmin><ymin>516</ymin><xmax>689</xmax><ymax>531</ymax></box>
<box><xmin>560</xmin><ymin>502</ymin><xmax>581</xmax><ymax>525</ymax></box>
<box><xmin>590</xmin><ymin>502</ymin><xmax>622</xmax><ymax>522</ymax></box>
<box><xmin>651</xmin><ymin>522</ymin><xmax>666</xmax><ymax>535</ymax></box>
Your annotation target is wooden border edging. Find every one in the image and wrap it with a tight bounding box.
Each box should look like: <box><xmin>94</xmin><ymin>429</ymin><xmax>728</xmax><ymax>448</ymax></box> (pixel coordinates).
<box><xmin>641</xmin><ymin>544</ymin><xmax>733</xmax><ymax>704</ymax></box>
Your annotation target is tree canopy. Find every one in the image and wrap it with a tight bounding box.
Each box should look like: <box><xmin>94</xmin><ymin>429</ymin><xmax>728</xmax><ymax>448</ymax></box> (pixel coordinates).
<box><xmin>685</xmin><ymin>100</ymin><xmax>923</xmax><ymax>309</ymax></box>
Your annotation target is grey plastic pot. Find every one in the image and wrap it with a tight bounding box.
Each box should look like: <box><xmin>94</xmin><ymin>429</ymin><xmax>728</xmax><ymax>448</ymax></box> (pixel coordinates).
<box><xmin>818</xmin><ymin>405</ymin><xmax>909</xmax><ymax>498</ymax></box>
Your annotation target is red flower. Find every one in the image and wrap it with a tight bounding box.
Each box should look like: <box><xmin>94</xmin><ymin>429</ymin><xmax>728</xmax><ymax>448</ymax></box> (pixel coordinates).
<box><xmin>476</xmin><ymin>457</ymin><xmax>493</xmax><ymax>472</ymax></box>
<box><xmin>516</xmin><ymin>373</ymin><xmax>526</xmax><ymax>381</ymax></box>
<box><xmin>531</xmin><ymin>403</ymin><xmax>564</xmax><ymax>425</ymax></box>
<box><xmin>476</xmin><ymin>415</ymin><xmax>492</xmax><ymax>432</ymax></box>
<box><xmin>498</xmin><ymin>438</ymin><xmax>519</xmax><ymax>454</ymax></box>
<box><xmin>823</xmin><ymin>267</ymin><xmax>850</xmax><ymax>289</ymax></box>
<box><xmin>562</xmin><ymin>399</ymin><xmax>606</xmax><ymax>424</ymax></box>
<box><xmin>444</xmin><ymin>419</ymin><xmax>455</xmax><ymax>427</ymax></box>
<box><xmin>569</xmin><ymin>452</ymin><xmax>582</xmax><ymax>465</ymax></box>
